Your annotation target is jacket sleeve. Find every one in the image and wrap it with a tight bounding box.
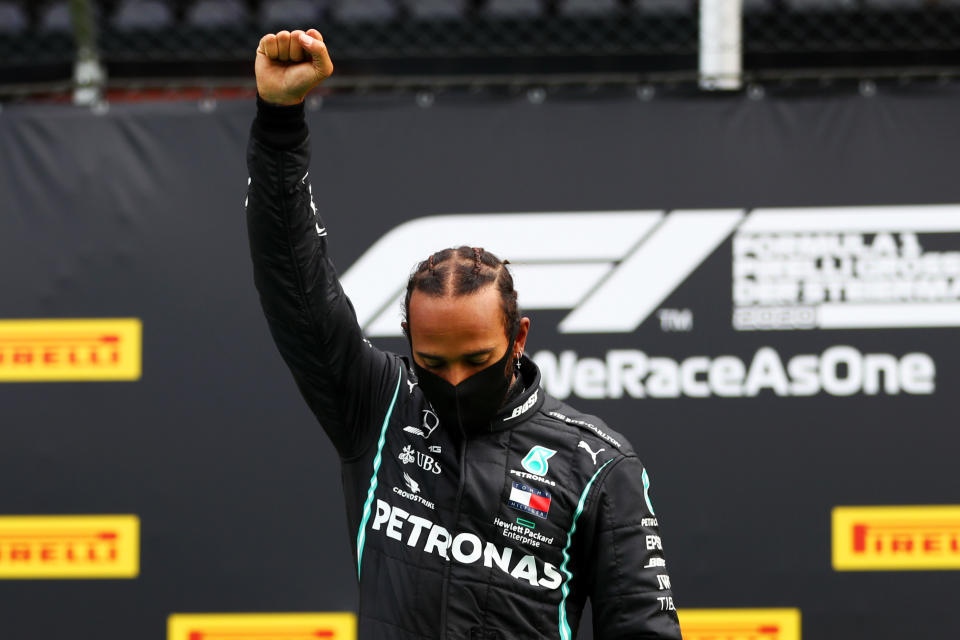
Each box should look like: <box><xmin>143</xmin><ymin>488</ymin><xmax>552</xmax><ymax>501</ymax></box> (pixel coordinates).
<box><xmin>587</xmin><ymin>456</ymin><xmax>683</xmax><ymax>640</ymax></box>
<box><xmin>245</xmin><ymin>96</ymin><xmax>399</xmax><ymax>459</ymax></box>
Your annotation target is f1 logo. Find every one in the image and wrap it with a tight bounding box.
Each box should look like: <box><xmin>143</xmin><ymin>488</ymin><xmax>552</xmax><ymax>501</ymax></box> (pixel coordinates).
<box><xmin>340</xmin><ymin>210</ymin><xmax>744</xmax><ymax>337</ymax></box>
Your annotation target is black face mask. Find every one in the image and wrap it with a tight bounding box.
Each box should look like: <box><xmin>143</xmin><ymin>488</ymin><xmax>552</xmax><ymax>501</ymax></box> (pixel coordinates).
<box><xmin>414</xmin><ymin>345</ymin><xmax>513</xmax><ymax>434</ymax></box>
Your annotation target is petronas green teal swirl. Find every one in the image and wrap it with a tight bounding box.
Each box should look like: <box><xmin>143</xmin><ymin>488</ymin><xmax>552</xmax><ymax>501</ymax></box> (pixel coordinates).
<box><xmin>356</xmin><ymin>366</ymin><xmax>403</xmax><ymax>579</ymax></box>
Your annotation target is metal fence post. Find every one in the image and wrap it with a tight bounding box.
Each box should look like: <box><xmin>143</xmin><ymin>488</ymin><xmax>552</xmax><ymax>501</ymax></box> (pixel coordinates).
<box><xmin>700</xmin><ymin>0</ymin><xmax>742</xmax><ymax>90</ymax></box>
<box><xmin>70</xmin><ymin>0</ymin><xmax>106</xmax><ymax>106</ymax></box>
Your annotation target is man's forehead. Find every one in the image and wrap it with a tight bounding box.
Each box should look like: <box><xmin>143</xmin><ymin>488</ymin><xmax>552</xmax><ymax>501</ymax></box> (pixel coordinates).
<box><xmin>408</xmin><ymin>288</ymin><xmax>507</xmax><ymax>344</ymax></box>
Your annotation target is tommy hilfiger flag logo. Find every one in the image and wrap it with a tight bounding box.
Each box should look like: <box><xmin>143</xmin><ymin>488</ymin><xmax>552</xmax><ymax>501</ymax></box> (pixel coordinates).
<box><xmin>508</xmin><ymin>481</ymin><xmax>552</xmax><ymax>519</ymax></box>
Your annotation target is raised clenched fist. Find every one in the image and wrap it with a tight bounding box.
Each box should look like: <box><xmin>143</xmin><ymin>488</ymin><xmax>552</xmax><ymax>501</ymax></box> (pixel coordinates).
<box><xmin>255</xmin><ymin>29</ymin><xmax>334</xmax><ymax>106</ymax></box>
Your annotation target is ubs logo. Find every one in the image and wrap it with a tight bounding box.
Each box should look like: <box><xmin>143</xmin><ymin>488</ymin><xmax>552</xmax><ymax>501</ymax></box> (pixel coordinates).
<box><xmin>398</xmin><ymin>445</ymin><xmax>442</xmax><ymax>475</ymax></box>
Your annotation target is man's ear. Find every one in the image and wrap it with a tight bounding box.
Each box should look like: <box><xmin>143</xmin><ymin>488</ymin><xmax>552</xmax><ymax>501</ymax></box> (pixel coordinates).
<box><xmin>401</xmin><ymin>321</ymin><xmax>410</xmax><ymax>340</ymax></box>
<box><xmin>514</xmin><ymin>317</ymin><xmax>531</xmax><ymax>358</ymax></box>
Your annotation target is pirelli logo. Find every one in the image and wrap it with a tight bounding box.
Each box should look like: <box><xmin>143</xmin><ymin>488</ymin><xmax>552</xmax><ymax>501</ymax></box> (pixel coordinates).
<box><xmin>0</xmin><ymin>318</ymin><xmax>142</xmax><ymax>382</ymax></box>
<box><xmin>167</xmin><ymin>613</ymin><xmax>357</xmax><ymax>640</ymax></box>
<box><xmin>0</xmin><ymin>515</ymin><xmax>139</xmax><ymax>578</ymax></box>
<box><xmin>833</xmin><ymin>505</ymin><xmax>960</xmax><ymax>570</ymax></box>
<box><xmin>678</xmin><ymin>609</ymin><xmax>801</xmax><ymax>640</ymax></box>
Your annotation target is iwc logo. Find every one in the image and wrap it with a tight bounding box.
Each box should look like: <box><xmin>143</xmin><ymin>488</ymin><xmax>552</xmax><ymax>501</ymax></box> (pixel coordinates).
<box><xmin>521</xmin><ymin>445</ymin><xmax>557</xmax><ymax>477</ymax></box>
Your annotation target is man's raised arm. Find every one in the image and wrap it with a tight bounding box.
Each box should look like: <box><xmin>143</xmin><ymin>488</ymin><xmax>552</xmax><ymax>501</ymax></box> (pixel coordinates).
<box><xmin>246</xmin><ymin>30</ymin><xmax>400</xmax><ymax>458</ymax></box>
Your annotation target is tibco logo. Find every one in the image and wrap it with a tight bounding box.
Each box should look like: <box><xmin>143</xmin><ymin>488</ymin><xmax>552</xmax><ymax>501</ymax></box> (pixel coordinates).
<box><xmin>533</xmin><ymin>346</ymin><xmax>935</xmax><ymax>400</ymax></box>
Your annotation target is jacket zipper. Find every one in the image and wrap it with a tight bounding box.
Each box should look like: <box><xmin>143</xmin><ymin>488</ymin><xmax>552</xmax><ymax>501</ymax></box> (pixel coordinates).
<box><xmin>439</xmin><ymin>422</ymin><xmax>469</xmax><ymax>639</ymax></box>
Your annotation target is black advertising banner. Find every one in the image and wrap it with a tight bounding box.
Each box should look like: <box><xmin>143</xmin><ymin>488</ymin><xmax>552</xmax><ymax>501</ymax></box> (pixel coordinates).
<box><xmin>1</xmin><ymin>88</ymin><xmax>958</xmax><ymax>640</ymax></box>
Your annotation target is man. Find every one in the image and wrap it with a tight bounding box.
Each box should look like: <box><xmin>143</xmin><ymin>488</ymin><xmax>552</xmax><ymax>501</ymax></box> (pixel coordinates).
<box><xmin>247</xmin><ymin>28</ymin><xmax>683</xmax><ymax>640</ymax></box>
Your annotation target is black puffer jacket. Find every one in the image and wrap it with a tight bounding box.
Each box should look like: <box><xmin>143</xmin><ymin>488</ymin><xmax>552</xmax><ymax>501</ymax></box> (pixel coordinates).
<box><xmin>245</xmin><ymin>98</ymin><xmax>683</xmax><ymax>640</ymax></box>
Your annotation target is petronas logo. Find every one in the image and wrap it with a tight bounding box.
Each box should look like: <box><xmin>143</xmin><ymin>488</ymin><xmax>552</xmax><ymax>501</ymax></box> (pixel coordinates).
<box><xmin>642</xmin><ymin>468</ymin><xmax>655</xmax><ymax>516</ymax></box>
<box><xmin>521</xmin><ymin>445</ymin><xmax>557</xmax><ymax>477</ymax></box>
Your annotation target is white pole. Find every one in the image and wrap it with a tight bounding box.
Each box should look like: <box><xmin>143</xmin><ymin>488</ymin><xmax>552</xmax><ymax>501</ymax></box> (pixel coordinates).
<box><xmin>699</xmin><ymin>0</ymin><xmax>742</xmax><ymax>90</ymax></box>
<box><xmin>70</xmin><ymin>0</ymin><xmax>106</xmax><ymax>106</ymax></box>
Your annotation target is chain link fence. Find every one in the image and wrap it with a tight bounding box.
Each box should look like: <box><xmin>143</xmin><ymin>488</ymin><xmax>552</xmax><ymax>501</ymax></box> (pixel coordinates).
<box><xmin>745</xmin><ymin>1</ymin><xmax>960</xmax><ymax>78</ymax></box>
<box><xmin>2</xmin><ymin>0</ymin><xmax>960</xmax><ymax>96</ymax></box>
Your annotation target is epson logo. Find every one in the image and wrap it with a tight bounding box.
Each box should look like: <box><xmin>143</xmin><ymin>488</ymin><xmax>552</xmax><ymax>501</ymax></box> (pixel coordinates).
<box><xmin>340</xmin><ymin>205</ymin><xmax>960</xmax><ymax>337</ymax></box>
<box><xmin>533</xmin><ymin>347</ymin><xmax>935</xmax><ymax>400</ymax></box>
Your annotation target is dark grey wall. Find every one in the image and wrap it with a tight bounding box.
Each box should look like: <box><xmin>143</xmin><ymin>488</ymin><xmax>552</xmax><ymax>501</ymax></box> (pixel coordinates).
<box><xmin>1</xmin><ymin>87</ymin><xmax>958</xmax><ymax>639</ymax></box>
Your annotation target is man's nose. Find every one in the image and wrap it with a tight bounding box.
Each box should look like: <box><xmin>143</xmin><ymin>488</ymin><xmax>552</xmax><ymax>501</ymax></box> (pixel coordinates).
<box><xmin>443</xmin><ymin>364</ymin><xmax>473</xmax><ymax>387</ymax></box>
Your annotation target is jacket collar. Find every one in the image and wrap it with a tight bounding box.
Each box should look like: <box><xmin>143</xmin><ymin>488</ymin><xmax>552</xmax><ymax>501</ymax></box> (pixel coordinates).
<box><xmin>489</xmin><ymin>355</ymin><xmax>544</xmax><ymax>432</ymax></box>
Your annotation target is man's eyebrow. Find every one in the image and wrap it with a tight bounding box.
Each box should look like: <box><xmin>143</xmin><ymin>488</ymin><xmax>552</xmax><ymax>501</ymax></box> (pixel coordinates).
<box><xmin>464</xmin><ymin>348</ymin><xmax>496</xmax><ymax>358</ymax></box>
<box><xmin>416</xmin><ymin>348</ymin><xmax>496</xmax><ymax>360</ymax></box>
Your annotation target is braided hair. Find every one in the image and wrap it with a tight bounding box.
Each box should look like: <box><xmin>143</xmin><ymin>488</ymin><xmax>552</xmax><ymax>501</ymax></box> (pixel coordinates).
<box><xmin>402</xmin><ymin>246</ymin><xmax>520</xmax><ymax>341</ymax></box>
